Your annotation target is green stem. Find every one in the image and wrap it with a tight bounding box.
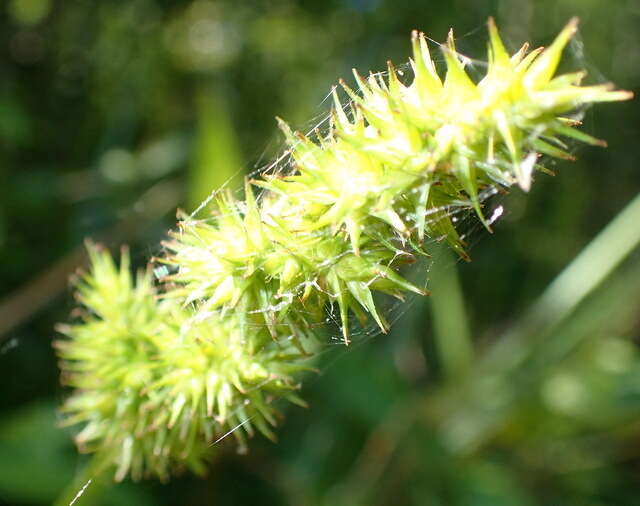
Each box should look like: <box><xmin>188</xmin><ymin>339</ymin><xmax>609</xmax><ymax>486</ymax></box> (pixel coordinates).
<box><xmin>424</xmin><ymin>192</ymin><xmax>640</xmax><ymax>454</ymax></box>
<box><xmin>428</xmin><ymin>244</ymin><xmax>473</xmax><ymax>377</ymax></box>
<box><xmin>486</xmin><ymin>192</ymin><xmax>640</xmax><ymax>370</ymax></box>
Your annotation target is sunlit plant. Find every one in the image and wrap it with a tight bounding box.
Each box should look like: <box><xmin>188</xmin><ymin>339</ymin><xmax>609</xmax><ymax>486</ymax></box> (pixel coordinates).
<box><xmin>56</xmin><ymin>18</ymin><xmax>631</xmax><ymax>481</ymax></box>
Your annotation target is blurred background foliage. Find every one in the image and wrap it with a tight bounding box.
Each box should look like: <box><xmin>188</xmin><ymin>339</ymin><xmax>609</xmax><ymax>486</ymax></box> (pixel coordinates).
<box><xmin>1</xmin><ymin>0</ymin><xmax>640</xmax><ymax>504</ymax></box>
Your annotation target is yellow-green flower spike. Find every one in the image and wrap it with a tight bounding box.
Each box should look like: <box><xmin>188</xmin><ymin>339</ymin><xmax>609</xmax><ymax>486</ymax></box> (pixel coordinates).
<box><xmin>56</xmin><ymin>244</ymin><xmax>310</xmax><ymax>481</ymax></box>
<box><xmin>57</xmin><ymin>19</ymin><xmax>632</xmax><ymax>481</ymax></box>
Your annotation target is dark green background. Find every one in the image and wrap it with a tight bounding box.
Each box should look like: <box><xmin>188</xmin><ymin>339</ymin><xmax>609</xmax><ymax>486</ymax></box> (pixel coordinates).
<box><xmin>2</xmin><ymin>0</ymin><xmax>640</xmax><ymax>504</ymax></box>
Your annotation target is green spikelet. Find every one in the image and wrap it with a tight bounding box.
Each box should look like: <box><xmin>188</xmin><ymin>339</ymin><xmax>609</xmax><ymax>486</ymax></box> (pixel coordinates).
<box><xmin>56</xmin><ymin>244</ymin><xmax>310</xmax><ymax>481</ymax></box>
<box><xmin>57</xmin><ymin>19</ymin><xmax>631</xmax><ymax>481</ymax></box>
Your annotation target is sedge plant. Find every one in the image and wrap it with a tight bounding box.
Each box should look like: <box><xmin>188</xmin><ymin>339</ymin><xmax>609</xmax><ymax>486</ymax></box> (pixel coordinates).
<box><xmin>55</xmin><ymin>18</ymin><xmax>632</xmax><ymax>481</ymax></box>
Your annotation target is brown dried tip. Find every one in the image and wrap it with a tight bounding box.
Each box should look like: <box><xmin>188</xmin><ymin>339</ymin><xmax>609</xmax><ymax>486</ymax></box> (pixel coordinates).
<box><xmin>447</xmin><ymin>28</ymin><xmax>456</xmax><ymax>49</ymax></box>
<box><xmin>567</xmin><ymin>16</ymin><xmax>580</xmax><ymax>34</ymax></box>
<box><xmin>510</xmin><ymin>41</ymin><xmax>531</xmax><ymax>64</ymax></box>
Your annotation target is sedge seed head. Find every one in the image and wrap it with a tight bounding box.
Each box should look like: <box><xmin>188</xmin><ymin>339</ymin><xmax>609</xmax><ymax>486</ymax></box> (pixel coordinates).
<box><xmin>57</xmin><ymin>20</ymin><xmax>631</xmax><ymax>481</ymax></box>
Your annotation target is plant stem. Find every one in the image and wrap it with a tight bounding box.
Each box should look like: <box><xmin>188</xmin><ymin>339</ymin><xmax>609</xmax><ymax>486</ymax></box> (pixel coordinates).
<box><xmin>428</xmin><ymin>244</ymin><xmax>473</xmax><ymax>377</ymax></box>
<box><xmin>487</xmin><ymin>191</ymin><xmax>640</xmax><ymax>371</ymax></box>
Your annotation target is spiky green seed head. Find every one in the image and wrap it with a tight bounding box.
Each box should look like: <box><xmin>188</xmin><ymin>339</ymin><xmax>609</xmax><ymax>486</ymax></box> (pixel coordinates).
<box><xmin>57</xmin><ymin>19</ymin><xmax>631</xmax><ymax>481</ymax></box>
<box><xmin>56</xmin><ymin>244</ymin><xmax>310</xmax><ymax>481</ymax></box>
<box><xmin>168</xmin><ymin>18</ymin><xmax>630</xmax><ymax>341</ymax></box>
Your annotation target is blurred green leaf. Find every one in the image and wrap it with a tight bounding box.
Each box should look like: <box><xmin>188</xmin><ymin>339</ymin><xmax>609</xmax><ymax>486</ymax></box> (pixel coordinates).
<box><xmin>428</xmin><ymin>244</ymin><xmax>473</xmax><ymax>377</ymax></box>
<box><xmin>187</xmin><ymin>88</ymin><xmax>243</xmax><ymax>212</ymax></box>
<box><xmin>0</xmin><ymin>401</ymin><xmax>75</xmax><ymax>502</ymax></box>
